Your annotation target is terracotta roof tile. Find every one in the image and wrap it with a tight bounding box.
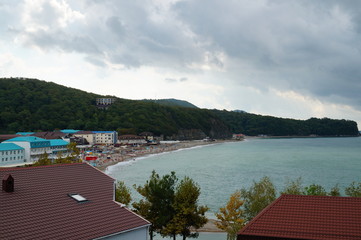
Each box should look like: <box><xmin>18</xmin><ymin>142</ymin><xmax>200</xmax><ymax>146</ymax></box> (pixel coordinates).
<box><xmin>0</xmin><ymin>163</ymin><xmax>150</xmax><ymax>239</ymax></box>
<box><xmin>238</xmin><ymin>195</ymin><xmax>361</xmax><ymax>240</ymax></box>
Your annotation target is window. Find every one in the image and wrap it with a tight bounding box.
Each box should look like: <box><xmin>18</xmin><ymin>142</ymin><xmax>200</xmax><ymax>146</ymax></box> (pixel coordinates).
<box><xmin>68</xmin><ymin>193</ymin><xmax>88</xmax><ymax>203</ymax></box>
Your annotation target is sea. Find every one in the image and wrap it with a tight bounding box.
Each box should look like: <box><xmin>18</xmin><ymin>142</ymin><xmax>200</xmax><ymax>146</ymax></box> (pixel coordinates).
<box><xmin>106</xmin><ymin>137</ymin><xmax>361</xmax><ymax>240</ymax></box>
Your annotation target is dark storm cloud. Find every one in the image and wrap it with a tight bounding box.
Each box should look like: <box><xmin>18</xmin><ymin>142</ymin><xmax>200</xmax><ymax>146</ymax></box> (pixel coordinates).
<box><xmin>173</xmin><ymin>0</ymin><xmax>361</xmax><ymax>108</ymax></box>
<box><xmin>9</xmin><ymin>0</ymin><xmax>361</xmax><ymax>110</ymax></box>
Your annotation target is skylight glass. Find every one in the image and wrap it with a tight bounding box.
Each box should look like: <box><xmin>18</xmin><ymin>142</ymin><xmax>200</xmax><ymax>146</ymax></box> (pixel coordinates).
<box><xmin>69</xmin><ymin>193</ymin><xmax>88</xmax><ymax>202</ymax></box>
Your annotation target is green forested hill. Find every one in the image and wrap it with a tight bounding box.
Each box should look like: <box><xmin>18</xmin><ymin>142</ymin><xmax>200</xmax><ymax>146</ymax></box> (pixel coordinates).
<box><xmin>142</xmin><ymin>98</ymin><xmax>198</xmax><ymax>108</ymax></box>
<box><xmin>0</xmin><ymin>78</ymin><xmax>359</xmax><ymax>138</ymax></box>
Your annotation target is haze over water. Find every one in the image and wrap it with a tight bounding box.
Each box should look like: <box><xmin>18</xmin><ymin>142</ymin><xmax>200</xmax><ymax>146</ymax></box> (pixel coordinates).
<box><xmin>107</xmin><ymin>137</ymin><xmax>361</xmax><ymax>239</ymax></box>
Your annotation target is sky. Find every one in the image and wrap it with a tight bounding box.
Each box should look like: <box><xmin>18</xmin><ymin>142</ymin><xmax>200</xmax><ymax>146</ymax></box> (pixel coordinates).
<box><xmin>1</xmin><ymin>0</ymin><xmax>361</xmax><ymax>128</ymax></box>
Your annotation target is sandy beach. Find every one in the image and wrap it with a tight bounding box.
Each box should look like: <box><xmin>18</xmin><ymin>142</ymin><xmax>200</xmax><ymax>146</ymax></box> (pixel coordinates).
<box><xmin>94</xmin><ymin>140</ymin><xmax>232</xmax><ymax>172</ymax></box>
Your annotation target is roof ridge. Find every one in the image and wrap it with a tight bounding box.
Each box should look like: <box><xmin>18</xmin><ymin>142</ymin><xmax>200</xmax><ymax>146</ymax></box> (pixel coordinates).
<box><xmin>0</xmin><ymin>162</ymin><xmax>85</xmax><ymax>171</ymax></box>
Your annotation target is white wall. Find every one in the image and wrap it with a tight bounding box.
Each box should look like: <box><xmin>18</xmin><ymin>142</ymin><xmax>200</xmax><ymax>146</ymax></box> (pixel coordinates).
<box><xmin>98</xmin><ymin>226</ymin><xmax>149</xmax><ymax>240</ymax></box>
<box><xmin>0</xmin><ymin>149</ymin><xmax>26</xmax><ymax>166</ymax></box>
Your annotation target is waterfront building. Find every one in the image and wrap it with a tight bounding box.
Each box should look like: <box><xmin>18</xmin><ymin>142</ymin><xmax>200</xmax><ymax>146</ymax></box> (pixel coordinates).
<box><xmin>60</xmin><ymin>129</ymin><xmax>80</xmax><ymax>134</ymax></box>
<box><xmin>237</xmin><ymin>194</ymin><xmax>361</xmax><ymax>240</ymax></box>
<box><xmin>0</xmin><ymin>163</ymin><xmax>150</xmax><ymax>239</ymax></box>
<box><xmin>0</xmin><ymin>143</ymin><xmax>25</xmax><ymax>167</ymax></box>
<box><xmin>4</xmin><ymin>137</ymin><xmax>51</xmax><ymax>164</ymax></box>
<box><xmin>73</xmin><ymin>131</ymin><xmax>95</xmax><ymax>145</ymax></box>
<box><xmin>49</xmin><ymin>139</ymin><xmax>69</xmax><ymax>159</ymax></box>
<box><xmin>118</xmin><ymin>135</ymin><xmax>147</xmax><ymax>145</ymax></box>
<box><xmin>93</xmin><ymin>131</ymin><xmax>118</xmax><ymax>145</ymax></box>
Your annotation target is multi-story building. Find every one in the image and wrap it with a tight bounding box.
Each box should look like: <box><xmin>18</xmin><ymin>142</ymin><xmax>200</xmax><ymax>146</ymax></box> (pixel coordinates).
<box><xmin>96</xmin><ymin>98</ymin><xmax>116</xmax><ymax>105</ymax></box>
<box><xmin>0</xmin><ymin>143</ymin><xmax>25</xmax><ymax>167</ymax></box>
<box><xmin>73</xmin><ymin>131</ymin><xmax>95</xmax><ymax>145</ymax></box>
<box><xmin>49</xmin><ymin>139</ymin><xmax>69</xmax><ymax>159</ymax></box>
<box><xmin>93</xmin><ymin>131</ymin><xmax>118</xmax><ymax>145</ymax></box>
<box><xmin>4</xmin><ymin>137</ymin><xmax>52</xmax><ymax>164</ymax></box>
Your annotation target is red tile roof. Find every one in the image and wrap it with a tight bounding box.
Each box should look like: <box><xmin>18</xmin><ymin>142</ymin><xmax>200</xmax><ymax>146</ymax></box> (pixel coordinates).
<box><xmin>238</xmin><ymin>194</ymin><xmax>361</xmax><ymax>240</ymax></box>
<box><xmin>0</xmin><ymin>163</ymin><xmax>150</xmax><ymax>240</ymax></box>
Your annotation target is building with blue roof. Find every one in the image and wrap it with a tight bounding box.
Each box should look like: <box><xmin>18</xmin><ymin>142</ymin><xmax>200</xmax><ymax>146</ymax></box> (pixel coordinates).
<box><xmin>0</xmin><ymin>143</ymin><xmax>25</xmax><ymax>167</ymax></box>
<box><xmin>4</xmin><ymin>137</ymin><xmax>52</xmax><ymax>164</ymax></box>
<box><xmin>49</xmin><ymin>139</ymin><xmax>69</xmax><ymax>159</ymax></box>
<box><xmin>61</xmin><ymin>129</ymin><xmax>81</xmax><ymax>134</ymax></box>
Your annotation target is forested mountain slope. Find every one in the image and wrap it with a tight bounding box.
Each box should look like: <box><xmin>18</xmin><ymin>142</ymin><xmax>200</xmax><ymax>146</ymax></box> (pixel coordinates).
<box><xmin>0</xmin><ymin>78</ymin><xmax>358</xmax><ymax>138</ymax></box>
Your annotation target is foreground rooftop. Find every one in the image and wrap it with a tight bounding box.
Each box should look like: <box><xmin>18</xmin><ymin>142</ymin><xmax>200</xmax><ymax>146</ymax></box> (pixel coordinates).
<box><xmin>0</xmin><ymin>163</ymin><xmax>149</xmax><ymax>239</ymax></box>
<box><xmin>238</xmin><ymin>194</ymin><xmax>361</xmax><ymax>240</ymax></box>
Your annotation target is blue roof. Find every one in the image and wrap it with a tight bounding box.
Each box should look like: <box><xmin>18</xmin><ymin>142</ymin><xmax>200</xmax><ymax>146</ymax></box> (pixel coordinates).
<box><xmin>5</xmin><ymin>136</ymin><xmax>47</xmax><ymax>142</ymax></box>
<box><xmin>16</xmin><ymin>132</ymin><xmax>35</xmax><ymax>135</ymax></box>
<box><xmin>0</xmin><ymin>143</ymin><xmax>24</xmax><ymax>151</ymax></box>
<box><xmin>61</xmin><ymin>129</ymin><xmax>81</xmax><ymax>134</ymax></box>
<box><xmin>5</xmin><ymin>137</ymin><xmax>50</xmax><ymax>148</ymax></box>
<box><xmin>49</xmin><ymin>139</ymin><xmax>69</xmax><ymax>147</ymax></box>
<box><xmin>93</xmin><ymin>131</ymin><xmax>116</xmax><ymax>133</ymax></box>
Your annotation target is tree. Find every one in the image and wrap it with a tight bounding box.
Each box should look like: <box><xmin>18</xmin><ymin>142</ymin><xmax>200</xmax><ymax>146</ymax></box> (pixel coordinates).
<box><xmin>115</xmin><ymin>181</ymin><xmax>132</xmax><ymax>206</ymax></box>
<box><xmin>33</xmin><ymin>152</ymin><xmax>51</xmax><ymax>166</ymax></box>
<box><xmin>215</xmin><ymin>191</ymin><xmax>244</xmax><ymax>240</ymax></box>
<box><xmin>66</xmin><ymin>142</ymin><xmax>80</xmax><ymax>161</ymax></box>
<box><xmin>280</xmin><ymin>177</ymin><xmax>303</xmax><ymax>195</ymax></box>
<box><xmin>303</xmin><ymin>184</ymin><xmax>327</xmax><ymax>196</ymax></box>
<box><xmin>133</xmin><ymin>171</ymin><xmax>178</xmax><ymax>240</ymax></box>
<box><xmin>328</xmin><ymin>184</ymin><xmax>341</xmax><ymax>196</ymax></box>
<box><xmin>163</xmin><ymin>177</ymin><xmax>208</xmax><ymax>240</ymax></box>
<box><xmin>345</xmin><ymin>182</ymin><xmax>361</xmax><ymax>197</ymax></box>
<box><xmin>240</xmin><ymin>176</ymin><xmax>276</xmax><ymax>222</ymax></box>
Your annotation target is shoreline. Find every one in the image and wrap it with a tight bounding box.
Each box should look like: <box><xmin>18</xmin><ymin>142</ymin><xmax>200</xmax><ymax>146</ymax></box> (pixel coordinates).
<box><xmin>96</xmin><ymin>139</ymin><xmax>238</xmax><ymax>172</ymax></box>
<box><xmin>95</xmin><ymin>139</ymin><xmax>236</xmax><ymax>233</ymax></box>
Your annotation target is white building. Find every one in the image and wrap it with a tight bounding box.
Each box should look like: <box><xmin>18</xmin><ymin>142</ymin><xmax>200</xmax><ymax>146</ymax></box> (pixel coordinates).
<box><xmin>0</xmin><ymin>143</ymin><xmax>25</xmax><ymax>167</ymax></box>
<box><xmin>4</xmin><ymin>137</ymin><xmax>52</xmax><ymax>164</ymax></box>
<box><xmin>93</xmin><ymin>131</ymin><xmax>117</xmax><ymax>145</ymax></box>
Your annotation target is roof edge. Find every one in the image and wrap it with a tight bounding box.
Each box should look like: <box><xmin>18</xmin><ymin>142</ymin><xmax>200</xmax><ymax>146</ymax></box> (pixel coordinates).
<box><xmin>93</xmin><ymin>223</ymin><xmax>151</xmax><ymax>240</ymax></box>
<box><xmin>0</xmin><ymin>162</ymin><xmax>85</xmax><ymax>171</ymax></box>
<box><xmin>238</xmin><ymin>194</ymin><xmax>285</xmax><ymax>235</ymax></box>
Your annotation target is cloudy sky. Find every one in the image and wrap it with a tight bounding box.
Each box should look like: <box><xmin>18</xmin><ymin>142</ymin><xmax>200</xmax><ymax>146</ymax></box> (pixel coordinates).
<box><xmin>1</xmin><ymin>0</ymin><xmax>361</xmax><ymax>127</ymax></box>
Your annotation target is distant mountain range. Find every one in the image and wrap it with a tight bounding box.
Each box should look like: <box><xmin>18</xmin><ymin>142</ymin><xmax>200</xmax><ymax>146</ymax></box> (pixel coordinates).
<box><xmin>0</xmin><ymin>77</ymin><xmax>359</xmax><ymax>139</ymax></box>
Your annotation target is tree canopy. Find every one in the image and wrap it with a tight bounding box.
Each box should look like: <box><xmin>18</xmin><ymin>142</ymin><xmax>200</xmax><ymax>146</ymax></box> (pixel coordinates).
<box><xmin>133</xmin><ymin>171</ymin><xmax>208</xmax><ymax>240</ymax></box>
<box><xmin>0</xmin><ymin>77</ymin><xmax>358</xmax><ymax>138</ymax></box>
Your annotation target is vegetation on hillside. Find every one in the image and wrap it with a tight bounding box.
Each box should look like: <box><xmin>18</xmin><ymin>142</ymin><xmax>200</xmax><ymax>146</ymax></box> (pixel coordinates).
<box><xmin>0</xmin><ymin>77</ymin><xmax>358</xmax><ymax>138</ymax></box>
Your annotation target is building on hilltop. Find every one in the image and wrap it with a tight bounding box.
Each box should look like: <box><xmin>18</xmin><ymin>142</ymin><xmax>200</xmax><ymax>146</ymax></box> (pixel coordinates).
<box><xmin>0</xmin><ymin>163</ymin><xmax>150</xmax><ymax>239</ymax></box>
<box><xmin>237</xmin><ymin>194</ymin><xmax>361</xmax><ymax>240</ymax></box>
<box><xmin>96</xmin><ymin>98</ymin><xmax>116</xmax><ymax>109</ymax></box>
<box><xmin>0</xmin><ymin>143</ymin><xmax>25</xmax><ymax>167</ymax></box>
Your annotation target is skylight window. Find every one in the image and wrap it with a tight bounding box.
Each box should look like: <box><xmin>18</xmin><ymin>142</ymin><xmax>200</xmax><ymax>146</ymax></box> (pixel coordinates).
<box><xmin>68</xmin><ymin>193</ymin><xmax>88</xmax><ymax>203</ymax></box>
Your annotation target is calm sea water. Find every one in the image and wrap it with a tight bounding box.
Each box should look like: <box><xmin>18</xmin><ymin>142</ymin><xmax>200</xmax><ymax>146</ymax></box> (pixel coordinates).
<box><xmin>106</xmin><ymin>137</ymin><xmax>361</xmax><ymax>240</ymax></box>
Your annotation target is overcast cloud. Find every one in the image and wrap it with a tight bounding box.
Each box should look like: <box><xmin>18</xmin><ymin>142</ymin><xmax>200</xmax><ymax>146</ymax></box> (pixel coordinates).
<box><xmin>1</xmin><ymin>0</ymin><xmax>361</xmax><ymax>127</ymax></box>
